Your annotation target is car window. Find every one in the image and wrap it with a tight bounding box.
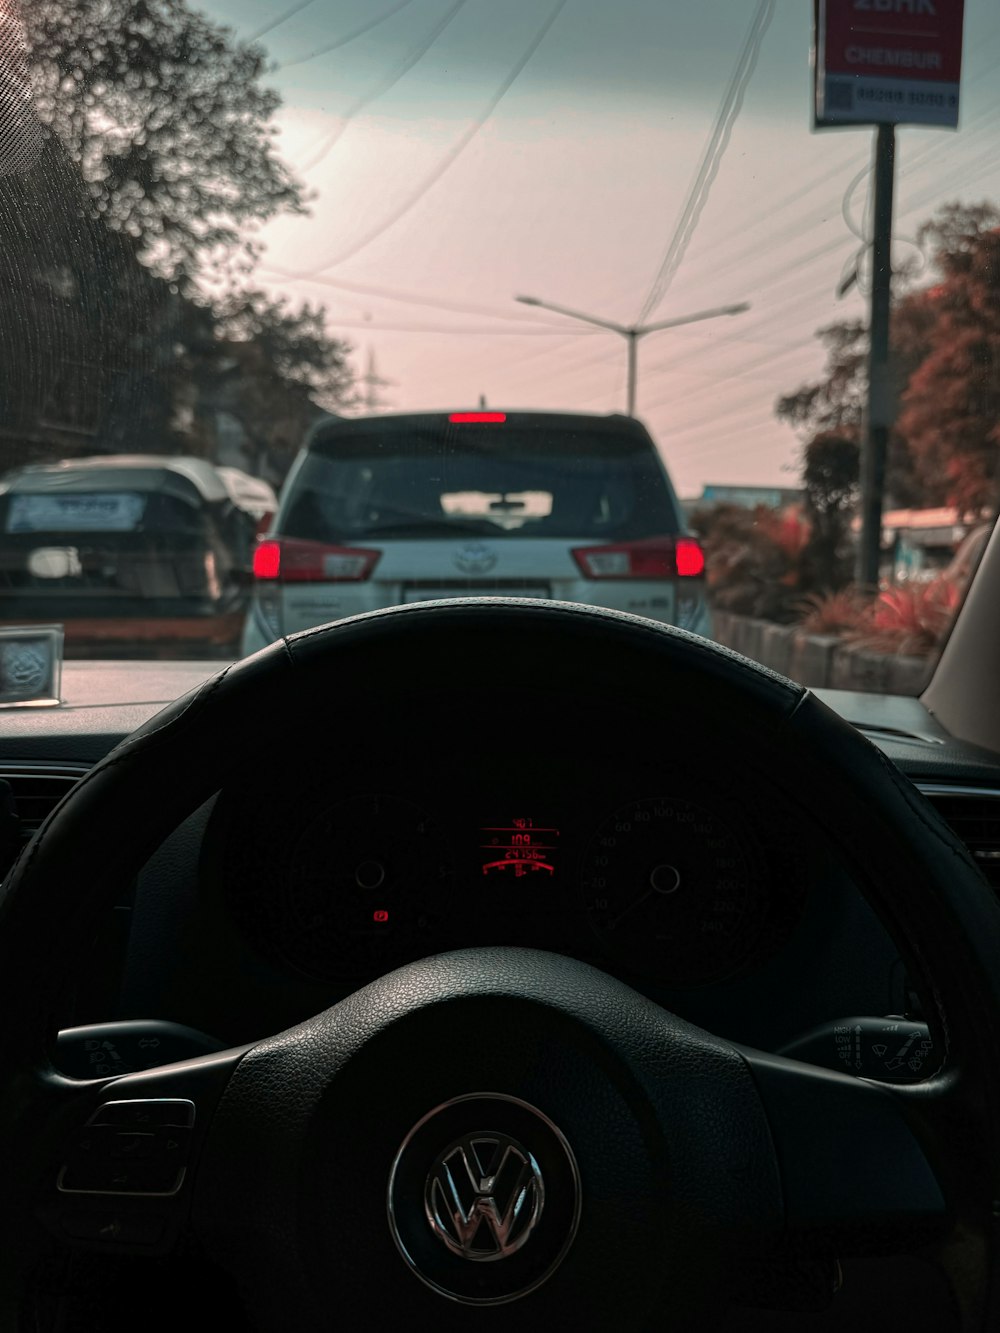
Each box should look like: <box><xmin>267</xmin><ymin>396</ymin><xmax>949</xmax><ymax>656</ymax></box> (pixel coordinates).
<box><xmin>281</xmin><ymin>421</ymin><xmax>682</xmax><ymax>542</ymax></box>
<box><xmin>0</xmin><ymin>0</ymin><xmax>996</xmax><ymax>699</ymax></box>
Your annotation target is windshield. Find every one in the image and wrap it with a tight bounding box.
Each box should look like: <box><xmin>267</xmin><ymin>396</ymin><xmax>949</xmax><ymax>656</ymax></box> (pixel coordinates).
<box><xmin>0</xmin><ymin>0</ymin><xmax>996</xmax><ymax>693</ymax></box>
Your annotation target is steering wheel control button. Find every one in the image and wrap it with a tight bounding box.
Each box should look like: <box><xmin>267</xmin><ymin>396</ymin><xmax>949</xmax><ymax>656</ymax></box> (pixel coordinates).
<box><xmin>387</xmin><ymin>1093</ymin><xmax>581</xmax><ymax>1305</ymax></box>
<box><xmin>92</xmin><ymin>1098</ymin><xmax>195</xmax><ymax>1128</ymax></box>
<box><xmin>110</xmin><ymin>1132</ymin><xmax>156</xmax><ymax>1160</ymax></box>
<box><xmin>61</xmin><ymin>1212</ymin><xmax>166</xmax><ymax>1247</ymax></box>
<box><xmin>58</xmin><ymin>1159</ymin><xmax>185</xmax><ymax>1196</ymax></box>
<box><xmin>58</xmin><ymin>1102</ymin><xmax>195</xmax><ymax>1197</ymax></box>
<box><xmin>424</xmin><ymin>1133</ymin><xmax>544</xmax><ymax>1260</ymax></box>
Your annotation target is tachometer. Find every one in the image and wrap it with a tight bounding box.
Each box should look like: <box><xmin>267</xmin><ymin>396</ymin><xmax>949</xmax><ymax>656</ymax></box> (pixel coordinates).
<box><xmin>280</xmin><ymin>795</ymin><xmax>454</xmax><ymax>980</ymax></box>
<box><xmin>580</xmin><ymin>796</ymin><xmax>764</xmax><ymax>984</ymax></box>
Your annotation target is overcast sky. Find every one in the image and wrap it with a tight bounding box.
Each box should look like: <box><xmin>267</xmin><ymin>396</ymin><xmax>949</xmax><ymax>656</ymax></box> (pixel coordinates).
<box><xmin>200</xmin><ymin>0</ymin><xmax>999</xmax><ymax>497</ymax></box>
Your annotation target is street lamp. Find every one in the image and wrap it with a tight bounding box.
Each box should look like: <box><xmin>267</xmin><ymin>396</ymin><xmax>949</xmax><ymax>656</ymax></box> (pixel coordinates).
<box><xmin>515</xmin><ymin>294</ymin><xmax>751</xmax><ymax>416</ymax></box>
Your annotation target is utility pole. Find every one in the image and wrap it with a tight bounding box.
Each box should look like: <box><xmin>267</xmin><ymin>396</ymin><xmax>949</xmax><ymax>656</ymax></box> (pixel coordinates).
<box><xmin>361</xmin><ymin>348</ymin><xmax>394</xmax><ymax>413</ymax></box>
<box><xmin>856</xmin><ymin>124</ymin><xmax>896</xmax><ymax>590</ymax></box>
<box><xmin>514</xmin><ymin>295</ymin><xmax>750</xmax><ymax>417</ymax></box>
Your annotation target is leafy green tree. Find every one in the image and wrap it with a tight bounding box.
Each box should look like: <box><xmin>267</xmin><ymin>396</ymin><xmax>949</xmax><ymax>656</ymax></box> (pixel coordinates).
<box><xmin>200</xmin><ymin>291</ymin><xmax>358</xmax><ymax>475</ymax></box>
<box><xmin>798</xmin><ymin>431</ymin><xmax>858</xmax><ymax>592</ymax></box>
<box><xmin>775</xmin><ymin>321</ymin><xmax>868</xmax><ymax>437</ymax></box>
<box><xmin>776</xmin><ymin>319</ymin><xmax>928</xmax><ymax>511</ymax></box>
<box><xmin>23</xmin><ymin>0</ymin><xmax>304</xmax><ymax>282</ymax></box>
<box><xmin>0</xmin><ymin>1</ymin><xmax>356</xmax><ymax>471</ymax></box>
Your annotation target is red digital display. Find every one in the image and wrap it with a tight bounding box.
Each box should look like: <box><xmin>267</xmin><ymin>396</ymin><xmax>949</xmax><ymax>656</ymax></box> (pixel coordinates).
<box><xmin>480</xmin><ymin>819</ymin><xmax>559</xmax><ymax>878</ymax></box>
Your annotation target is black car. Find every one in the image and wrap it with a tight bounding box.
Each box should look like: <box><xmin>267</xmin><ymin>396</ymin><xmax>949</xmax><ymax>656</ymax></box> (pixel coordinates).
<box><xmin>0</xmin><ymin>455</ymin><xmax>276</xmax><ymax>656</ymax></box>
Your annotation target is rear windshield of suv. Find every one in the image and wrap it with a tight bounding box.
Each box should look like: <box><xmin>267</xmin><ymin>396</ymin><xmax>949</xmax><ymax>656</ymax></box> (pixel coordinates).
<box><xmin>281</xmin><ymin>421</ymin><xmax>683</xmax><ymax>543</ymax></box>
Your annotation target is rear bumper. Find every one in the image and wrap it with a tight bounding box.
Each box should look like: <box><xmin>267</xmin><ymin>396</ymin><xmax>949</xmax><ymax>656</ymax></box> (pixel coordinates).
<box><xmin>240</xmin><ymin>584</ymin><xmax>712</xmax><ymax>657</ymax></box>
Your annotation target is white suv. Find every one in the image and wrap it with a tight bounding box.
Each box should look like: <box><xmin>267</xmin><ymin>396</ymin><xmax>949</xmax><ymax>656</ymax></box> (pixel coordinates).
<box><xmin>241</xmin><ymin>409</ymin><xmax>709</xmax><ymax>654</ymax></box>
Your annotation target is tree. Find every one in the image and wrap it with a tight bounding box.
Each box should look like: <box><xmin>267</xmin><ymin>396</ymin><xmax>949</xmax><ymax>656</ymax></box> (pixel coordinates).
<box><xmin>215</xmin><ymin>291</ymin><xmax>356</xmax><ymax>412</ymax></box>
<box><xmin>0</xmin><ymin>1</ymin><xmax>357</xmax><ymax>472</ymax></box>
<box><xmin>775</xmin><ymin>321</ymin><xmax>868</xmax><ymax>438</ymax></box>
<box><xmin>199</xmin><ymin>291</ymin><xmax>358</xmax><ymax>475</ymax></box>
<box><xmin>23</xmin><ymin>0</ymin><xmax>304</xmax><ymax>283</ymax></box>
<box><xmin>896</xmin><ymin>203</ymin><xmax>1000</xmax><ymax>516</ymax></box>
<box><xmin>798</xmin><ymin>432</ymin><xmax>859</xmax><ymax>592</ymax></box>
<box><xmin>776</xmin><ymin>201</ymin><xmax>1000</xmax><ymax>519</ymax></box>
<box><xmin>689</xmin><ymin>502</ymin><xmax>811</xmax><ymax>623</ymax></box>
<box><xmin>776</xmin><ymin>318</ymin><xmax>929</xmax><ymax>511</ymax></box>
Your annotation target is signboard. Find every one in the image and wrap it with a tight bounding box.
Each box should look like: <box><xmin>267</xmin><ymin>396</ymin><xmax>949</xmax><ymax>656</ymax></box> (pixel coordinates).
<box><xmin>815</xmin><ymin>0</ymin><xmax>965</xmax><ymax>128</ymax></box>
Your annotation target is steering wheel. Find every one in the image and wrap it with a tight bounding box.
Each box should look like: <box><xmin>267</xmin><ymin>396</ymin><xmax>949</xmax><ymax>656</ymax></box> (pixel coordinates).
<box><xmin>2</xmin><ymin>599</ymin><xmax>1000</xmax><ymax>1331</ymax></box>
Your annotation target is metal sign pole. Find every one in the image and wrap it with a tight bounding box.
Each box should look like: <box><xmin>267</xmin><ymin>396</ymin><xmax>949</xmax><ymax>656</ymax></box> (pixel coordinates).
<box><xmin>856</xmin><ymin>122</ymin><xmax>896</xmax><ymax>590</ymax></box>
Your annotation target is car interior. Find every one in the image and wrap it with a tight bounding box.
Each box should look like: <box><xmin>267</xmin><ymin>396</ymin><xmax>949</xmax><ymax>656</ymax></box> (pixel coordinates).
<box><xmin>0</xmin><ymin>514</ymin><xmax>998</xmax><ymax>1330</ymax></box>
<box><xmin>2</xmin><ymin>1</ymin><xmax>999</xmax><ymax>1329</ymax></box>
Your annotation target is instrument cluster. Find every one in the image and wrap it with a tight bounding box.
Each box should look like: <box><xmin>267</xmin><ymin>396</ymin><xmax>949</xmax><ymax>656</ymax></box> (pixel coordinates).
<box><xmin>212</xmin><ymin>756</ymin><xmax>808</xmax><ymax>991</ymax></box>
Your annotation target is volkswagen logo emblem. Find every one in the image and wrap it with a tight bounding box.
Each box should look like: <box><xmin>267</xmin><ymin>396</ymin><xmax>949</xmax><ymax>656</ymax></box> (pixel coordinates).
<box><xmin>425</xmin><ymin>1133</ymin><xmax>544</xmax><ymax>1261</ymax></box>
<box><xmin>387</xmin><ymin>1093</ymin><xmax>581</xmax><ymax>1306</ymax></box>
<box><xmin>453</xmin><ymin>542</ymin><xmax>497</xmax><ymax>575</ymax></box>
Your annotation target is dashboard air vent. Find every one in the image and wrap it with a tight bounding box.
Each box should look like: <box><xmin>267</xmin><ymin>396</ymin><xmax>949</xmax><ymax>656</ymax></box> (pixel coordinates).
<box><xmin>0</xmin><ymin>764</ymin><xmax>88</xmax><ymax>878</ymax></box>
<box><xmin>920</xmin><ymin>786</ymin><xmax>1000</xmax><ymax>893</ymax></box>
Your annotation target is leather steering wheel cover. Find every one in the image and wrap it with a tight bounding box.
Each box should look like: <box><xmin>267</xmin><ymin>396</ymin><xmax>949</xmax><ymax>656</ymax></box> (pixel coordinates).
<box><xmin>0</xmin><ymin>599</ymin><xmax>808</xmax><ymax>1065</ymax></box>
<box><xmin>1</xmin><ymin>598</ymin><xmax>998</xmax><ymax>1062</ymax></box>
<box><xmin>1</xmin><ymin>597</ymin><xmax>1000</xmax><ymax>1320</ymax></box>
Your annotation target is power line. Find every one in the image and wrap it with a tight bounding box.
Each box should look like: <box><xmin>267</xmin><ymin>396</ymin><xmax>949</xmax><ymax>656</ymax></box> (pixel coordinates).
<box><xmin>635</xmin><ymin>0</ymin><xmax>775</xmax><ymax>325</ymax></box>
<box><xmin>475</xmin><ymin>334</ymin><xmax>589</xmax><ymax>389</ymax></box>
<box><xmin>646</xmin><ymin>352</ymin><xmax>811</xmax><ymax>419</ymax></box>
<box><xmin>705</xmin><ymin>152</ymin><xmax>862</xmax><ymax>253</ymax></box>
<box><xmin>306</xmin><ymin>0</ymin><xmax>571</xmax><ymax>271</ymax></box>
<box><xmin>669</xmin><ymin>171</ymin><xmax>863</xmax><ymax>295</ymax></box>
<box><xmin>666</xmin><ymin>424</ymin><xmax>788</xmax><ymax>464</ymax></box>
<box><xmin>297</xmin><ymin>0</ymin><xmax>470</xmax><ymax>173</ymax></box>
<box><xmin>509</xmin><ymin>338</ymin><xmax>633</xmax><ymax>395</ymax></box>
<box><xmin>246</xmin><ymin>0</ymin><xmax>318</xmax><ymax>44</ymax></box>
<box><xmin>668</xmin><ymin>101</ymin><xmax>996</xmax><ymax>303</ymax></box>
<box><xmin>897</xmin><ymin>140</ymin><xmax>1000</xmax><ymax>220</ymax></box>
<box><xmin>258</xmin><ymin>265</ymin><xmax>570</xmax><ymax>324</ymax></box>
<box><xmin>279</xmin><ymin>0</ymin><xmax>420</xmax><ymax>69</ymax></box>
<box><xmin>325</xmin><ymin>319</ymin><xmax>597</xmax><ymax>335</ymax></box>
<box><xmin>640</xmin><ymin>341</ymin><xmax>817</xmax><ymax>412</ymax></box>
<box><xmin>663</xmin><ymin>433</ymin><xmax>796</xmax><ymax>476</ymax></box>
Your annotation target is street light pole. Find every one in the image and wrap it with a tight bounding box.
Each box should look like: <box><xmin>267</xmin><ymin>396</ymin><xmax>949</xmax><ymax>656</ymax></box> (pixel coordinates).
<box><xmin>515</xmin><ymin>294</ymin><xmax>751</xmax><ymax>416</ymax></box>
<box><xmin>626</xmin><ymin>329</ymin><xmax>638</xmax><ymax>417</ymax></box>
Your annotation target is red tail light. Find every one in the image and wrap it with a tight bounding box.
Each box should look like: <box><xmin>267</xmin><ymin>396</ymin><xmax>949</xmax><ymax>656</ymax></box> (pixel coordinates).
<box><xmin>252</xmin><ymin>538</ymin><xmax>381</xmax><ymax>583</ymax></box>
<box><xmin>674</xmin><ymin>538</ymin><xmax>706</xmax><ymax>577</ymax></box>
<box><xmin>448</xmin><ymin>411</ymin><xmax>507</xmax><ymax>424</ymax></box>
<box><xmin>572</xmin><ymin>537</ymin><xmax>705</xmax><ymax>580</ymax></box>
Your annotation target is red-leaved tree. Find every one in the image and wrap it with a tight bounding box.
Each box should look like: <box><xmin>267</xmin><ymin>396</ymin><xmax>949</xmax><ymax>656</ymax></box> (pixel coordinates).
<box><xmin>896</xmin><ymin>204</ymin><xmax>1000</xmax><ymax>516</ymax></box>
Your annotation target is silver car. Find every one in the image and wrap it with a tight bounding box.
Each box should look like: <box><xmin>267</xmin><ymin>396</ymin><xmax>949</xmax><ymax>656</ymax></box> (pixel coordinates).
<box><xmin>241</xmin><ymin>410</ymin><xmax>709</xmax><ymax>653</ymax></box>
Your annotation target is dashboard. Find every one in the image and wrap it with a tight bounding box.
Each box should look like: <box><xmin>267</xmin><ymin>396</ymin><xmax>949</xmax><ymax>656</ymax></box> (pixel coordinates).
<box><xmin>208</xmin><ymin>756</ymin><xmax>809</xmax><ymax>991</ymax></box>
<box><xmin>128</xmin><ymin>686</ymin><xmax>948</xmax><ymax>1061</ymax></box>
<box><xmin>2</xmin><ymin>662</ymin><xmax>999</xmax><ymax>1072</ymax></box>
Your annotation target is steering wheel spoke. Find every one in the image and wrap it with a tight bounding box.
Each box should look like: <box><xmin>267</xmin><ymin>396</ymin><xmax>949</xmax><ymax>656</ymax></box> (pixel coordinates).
<box><xmin>738</xmin><ymin>1046</ymin><xmax>949</xmax><ymax>1248</ymax></box>
<box><xmin>24</xmin><ymin>1045</ymin><xmax>249</xmax><ymax>1260</ymax></box>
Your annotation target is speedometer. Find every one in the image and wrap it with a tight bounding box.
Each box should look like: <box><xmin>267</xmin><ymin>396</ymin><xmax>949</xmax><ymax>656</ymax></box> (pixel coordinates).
<box><xmin>580</xmin><ymin>796</ymin><xmax>764</xmax><ymax>984</ymax></box>
<box><xmin>280</xmin><ymin>795</ymin><xmax>454</xmax><ymax>980</ymax></box>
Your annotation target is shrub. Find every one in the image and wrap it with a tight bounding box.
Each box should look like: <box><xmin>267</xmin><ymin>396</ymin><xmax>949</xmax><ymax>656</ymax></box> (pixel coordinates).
<box><xmin>863</xmin><ymin>578</ymin><xmax>961</xmax><ymax>655</ymax></box>
<box><xmin>793</xmin><ymin>577</ymin><xmax>960</xmax><ymax>655</ymax></box>
<box><xmin>690</xmin><ymin>503</ymin><xmax>811</xmax><ymax>623</ymax></box>
<box><xmin>795</xmin><ymin>588</ymin><xmax>871</xmax><ymax>635</ymax></box>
